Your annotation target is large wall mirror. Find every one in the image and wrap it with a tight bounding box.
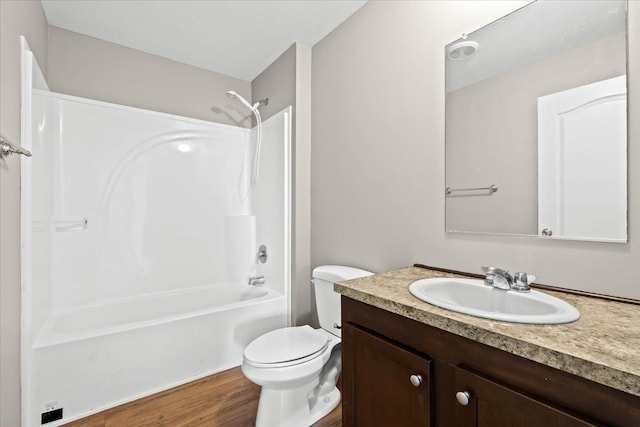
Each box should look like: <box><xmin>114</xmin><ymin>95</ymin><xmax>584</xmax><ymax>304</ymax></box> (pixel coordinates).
<box><xmin>445</xmin><ymin>0</ymin><xmax>627</xmax><ymax>242</ymax></box>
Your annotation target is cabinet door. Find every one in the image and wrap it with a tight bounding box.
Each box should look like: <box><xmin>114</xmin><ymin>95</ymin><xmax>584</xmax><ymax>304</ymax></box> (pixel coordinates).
<box><xmin>342</xmin><ymin>324</ymin><xmax>431</xmax><ymax>427</ymax></box>
<box><xmin>454</xmin><ymin>366</ymin><xmax>602</xmax><ymax>427</ymax></box>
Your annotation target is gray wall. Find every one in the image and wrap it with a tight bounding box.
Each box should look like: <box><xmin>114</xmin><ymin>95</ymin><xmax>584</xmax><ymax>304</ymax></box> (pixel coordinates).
<box><xmin>311</xmin><ymin>0</ymin><xmax>640</xmax><ymax>300</ymax></box>
<box><xmin>294</xmin><ymin>44</ymin><xmax>312</xmax><ymax>325</ymax></box>
<box><xmin>446</xmin><ymin>32</ymin><xmax>626</xmax><ymax>235</ymax></box>
<box><xmin>252</xmin><ymin>44</ymin><xmax>296</xmax><ymax>123</ymax></box>
<box><xmin>0</xmin><ymin>2</ymin><xmax>49</xmax><ymax>425</ymax></box>
<box><xmin>252</xmin><ymin>43</ymin><xmax>313</xmax><ymax>325</ymax></box>
<box><xmin>48</xmin><ymin>26</ymin><xmax>251</xmax><ymax>126</ymax></box>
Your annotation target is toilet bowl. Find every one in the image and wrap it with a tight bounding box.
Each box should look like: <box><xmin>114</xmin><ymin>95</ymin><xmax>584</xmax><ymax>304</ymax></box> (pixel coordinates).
<box><xmin>242</xmin><ymin>265</ymin><xmax>373</xmax><ymax>427</ymax></box>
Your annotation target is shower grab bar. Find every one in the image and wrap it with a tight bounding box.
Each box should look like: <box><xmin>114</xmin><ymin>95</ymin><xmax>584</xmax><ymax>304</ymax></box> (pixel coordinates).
<box><xmin>0</xmin><ymin>132</ymin><xmax>32</xmax><ymax>158</ymax></box>
<box><xmin>445</xmin><ymin>184</ymin><xmax>498</xmax><ymax>195</ymax></box>
<box><xmin>54</xmin><ymin>218</ymin><xmax>88</xmax><ymax>232</ymax></box>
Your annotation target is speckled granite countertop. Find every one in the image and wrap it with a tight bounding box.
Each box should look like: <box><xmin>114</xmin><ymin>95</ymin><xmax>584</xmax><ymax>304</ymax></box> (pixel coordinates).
<box><xmin>335</xmin><ymin>266</ymin><xmax>640</xmax><ymax>397</ymax></box>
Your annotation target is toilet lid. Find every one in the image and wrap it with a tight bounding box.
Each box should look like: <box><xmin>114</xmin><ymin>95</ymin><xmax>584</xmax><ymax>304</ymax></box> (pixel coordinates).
<box><xmin>244</xmin><ymin>325</ymin><xmax>329</xmax><ymax>365</ymax></box>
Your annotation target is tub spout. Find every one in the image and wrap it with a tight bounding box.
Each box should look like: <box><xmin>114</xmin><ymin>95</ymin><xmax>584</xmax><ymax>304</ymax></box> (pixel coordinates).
<box><xmin>249</xmin><ymin>276</ymin><xmax>265</xmax><ymax>286</ymax></box>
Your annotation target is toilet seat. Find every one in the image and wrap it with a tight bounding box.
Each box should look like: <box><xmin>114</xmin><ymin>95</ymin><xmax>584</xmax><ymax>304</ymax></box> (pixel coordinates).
<box><xmin>244</xmin><ymin>325</ymin><xmax>329</xmax><ymax>368</ymax></box>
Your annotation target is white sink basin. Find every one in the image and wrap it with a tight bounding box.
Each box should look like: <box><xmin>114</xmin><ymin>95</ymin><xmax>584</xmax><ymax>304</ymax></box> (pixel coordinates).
<box><xmin>409</xmin><ymin>278</ymin><xmax>580</xmax><ymax>324</ymax></box>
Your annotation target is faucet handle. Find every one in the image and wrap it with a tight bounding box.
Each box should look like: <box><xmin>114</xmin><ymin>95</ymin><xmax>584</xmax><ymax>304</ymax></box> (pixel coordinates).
<box><xmin>512</xmin><ymin>272</ymin><xmax>535</xmax><ymax>292</ymax></box>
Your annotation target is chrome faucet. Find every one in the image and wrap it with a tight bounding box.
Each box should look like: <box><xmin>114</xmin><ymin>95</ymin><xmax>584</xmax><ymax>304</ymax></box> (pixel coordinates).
<box><xmin>248</xmin><ymin>276</ymin><xmax>265</xmax><ymax>286</ymax></box>
<box><xmin>482</xmin><ymin>266</ymin><xmax>513</xmax><ymax>290</ymax></box>
<box><xmin>481</xmin><ymin>266</ymin><xmax>535</xmax><ymax>292</ymax></box>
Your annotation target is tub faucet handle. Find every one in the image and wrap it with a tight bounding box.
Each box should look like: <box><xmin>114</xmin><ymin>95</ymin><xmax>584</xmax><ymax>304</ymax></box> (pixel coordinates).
<box><xmin>256</xmin><ymin>244</ymin><xmax>268</xmax><ymax>264</ymax></box>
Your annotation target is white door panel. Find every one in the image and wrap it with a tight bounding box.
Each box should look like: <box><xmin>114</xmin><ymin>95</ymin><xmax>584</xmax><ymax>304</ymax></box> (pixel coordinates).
<box><xmin>538</xmin><ymin>75</ymin><xmax>626</xmax><ymax>241</ymax></box>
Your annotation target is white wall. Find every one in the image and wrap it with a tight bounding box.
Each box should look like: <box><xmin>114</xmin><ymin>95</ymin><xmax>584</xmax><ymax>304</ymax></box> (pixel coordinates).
<box><xmin>311</xmin><ymin>1</ymin><xmax>640</xmax><ymax>300</ymax></box>
<box><xmin>0</xmin><ymin>2</ymin><xmax>49</xmax><ymax>425</ymax></box>
<box><xmin>33</xmin><ymin>93</ymin><xmax>251</xmax><ymax>314</ymax></box>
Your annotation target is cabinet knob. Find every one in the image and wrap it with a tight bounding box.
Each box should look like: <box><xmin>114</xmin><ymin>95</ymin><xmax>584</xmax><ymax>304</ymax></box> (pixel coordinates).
<box><xmin>409</xmin><ymin>374</ymin><xmax>423</xmax><ymax>387</ymax></box>
<box><xmin>456</xmin><ymin>391</ymin><xmax>471</xmax><ymax>406</ymax></box>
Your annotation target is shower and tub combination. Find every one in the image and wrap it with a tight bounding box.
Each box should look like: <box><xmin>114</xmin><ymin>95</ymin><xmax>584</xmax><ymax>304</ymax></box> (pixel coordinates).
<box><xmin>20</xmin><ymin>41</ymin><xmax>291</xmax><ymax>426</ymax></box>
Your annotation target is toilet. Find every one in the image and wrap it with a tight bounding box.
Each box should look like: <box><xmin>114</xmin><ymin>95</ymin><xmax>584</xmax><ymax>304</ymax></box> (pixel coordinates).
<box><xmin>242</xmin><ymin>265</ymin><xmax>374</xmax><ymax>427</ymax></box>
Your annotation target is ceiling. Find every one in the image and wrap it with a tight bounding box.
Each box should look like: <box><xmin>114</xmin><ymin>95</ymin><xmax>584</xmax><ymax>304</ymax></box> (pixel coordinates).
<box><xmin>446</xmin><ymin>0</ymin><xmax>627</xmax><ymax>92</ymax></box>
<box><xmin>41</xmin><ymin>0</ymin><xmax>367</xmax><ymax>82</ymax></box>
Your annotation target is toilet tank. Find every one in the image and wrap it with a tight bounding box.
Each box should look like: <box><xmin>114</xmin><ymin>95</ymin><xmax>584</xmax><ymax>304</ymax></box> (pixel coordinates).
<box><xmin>313</xmin><ymin>265</ymin><xmax>374</xmax><ymax>337</ymax></box>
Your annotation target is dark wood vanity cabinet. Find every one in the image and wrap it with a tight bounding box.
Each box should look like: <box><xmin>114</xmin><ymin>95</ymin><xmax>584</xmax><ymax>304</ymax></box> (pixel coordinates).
<box><xmin>342</xmin><ymin>323</ymin><xmax>432</xmax><ymax>426</ymax></box>
<box><xmin>453</xmin><ymin>367</ymin><xmax>600</xmax><ymax>427</ymax></box>
<box><xmin>341</xmin><ymin>297</ymin><xmax>640</xmax><ymax>427</ymax></box>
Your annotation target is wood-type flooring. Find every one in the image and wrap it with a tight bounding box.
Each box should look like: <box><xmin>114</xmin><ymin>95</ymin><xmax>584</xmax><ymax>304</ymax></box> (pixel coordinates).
<box><xmin>62</xmin><ymin>366</ymin><xmax>341</xmax><ymax>427</ymax></box>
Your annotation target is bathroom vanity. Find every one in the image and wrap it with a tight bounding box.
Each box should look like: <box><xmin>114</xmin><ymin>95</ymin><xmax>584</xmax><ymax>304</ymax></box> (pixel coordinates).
<box><xmin>337</xmin><ymin>267</ymin><xmax>640</xmax><ymax>427</ymax></box>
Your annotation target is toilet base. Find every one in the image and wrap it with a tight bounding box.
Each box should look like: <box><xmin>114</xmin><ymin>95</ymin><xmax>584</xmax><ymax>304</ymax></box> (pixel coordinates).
<box><xmin>309</xmin><ymin>387</ymin><xmax>341</xmax><ymax>425</ymax></box>
<box><xmin>255</xmin><ymin>384</ymin><xmax>340</xmax><ymax>427</ymax></box>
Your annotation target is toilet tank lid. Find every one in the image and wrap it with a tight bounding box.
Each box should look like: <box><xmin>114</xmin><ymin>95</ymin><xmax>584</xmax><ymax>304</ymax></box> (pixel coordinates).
<box><xmin>312</xmin><ymin>265</ymin><xmax>374</xmax><ymax>283</ymax></box>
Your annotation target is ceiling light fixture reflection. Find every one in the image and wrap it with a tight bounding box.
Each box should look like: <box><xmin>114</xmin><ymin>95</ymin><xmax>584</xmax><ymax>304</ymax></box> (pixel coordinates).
<box><xmin>447</xmin><ymin>40</ymin><xmax>479</xmax><ymax>61</ymax></box>
<box><xmin>177</xmin><ymin>143</ymin><xmax>192</xmax><ymax>153</ymax></box>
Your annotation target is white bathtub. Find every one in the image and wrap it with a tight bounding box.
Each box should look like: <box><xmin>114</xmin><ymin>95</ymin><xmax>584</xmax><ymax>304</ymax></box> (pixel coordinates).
<box><xmin>34</xmin><ymin>284</ymin><xmax>275</xmax><ymax>347</ymax></box>
<box><xmin>23</xmin><ymin>92</ymin><xmax>292</xmax><ymax>426</ymax></box>
<box><xmin>29</xmin><ymin>284</ymin><xmax>288</xmax><ymax>425</ymax></box>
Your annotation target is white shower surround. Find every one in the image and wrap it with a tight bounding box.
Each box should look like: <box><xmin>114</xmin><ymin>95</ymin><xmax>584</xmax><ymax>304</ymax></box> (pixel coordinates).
<box><xmin>22</xmin><ymin>82</ymin><xmax>291</xmax><ymax>425</ymax></box>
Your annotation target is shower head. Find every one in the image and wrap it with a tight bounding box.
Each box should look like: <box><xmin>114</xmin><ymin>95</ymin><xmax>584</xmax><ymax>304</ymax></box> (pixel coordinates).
<box><xmin>226</xmin><ymin>90</ymin><xmax>257</xmax><ymax>111</ymax></box>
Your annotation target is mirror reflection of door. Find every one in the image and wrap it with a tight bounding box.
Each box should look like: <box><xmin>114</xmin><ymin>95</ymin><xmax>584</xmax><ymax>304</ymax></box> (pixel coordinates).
<box><xmin>537</xmin><ymin>75</ymin><xmax>627</xmax><ymax>241</ymax></box>
<box><xmin>444</xmin><ymin>0</ymin><xmax>627</xmax><ymax>242</ymax></box>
